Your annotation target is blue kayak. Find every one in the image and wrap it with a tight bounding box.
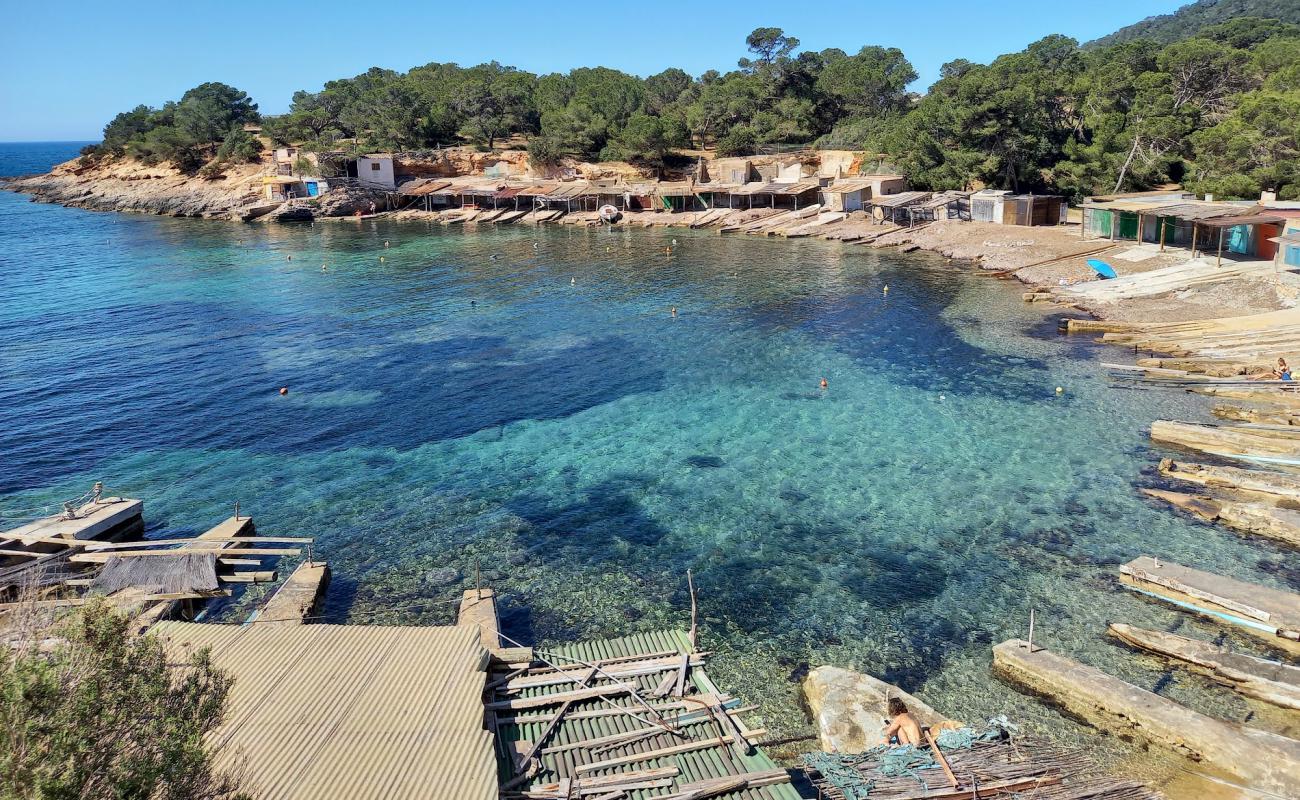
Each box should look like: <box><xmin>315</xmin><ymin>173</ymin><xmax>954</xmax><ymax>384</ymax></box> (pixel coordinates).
<box><xmin>1087</xmin><ymin>259</ymin><xmax>1117</xmax><ymax>279</ymax></box>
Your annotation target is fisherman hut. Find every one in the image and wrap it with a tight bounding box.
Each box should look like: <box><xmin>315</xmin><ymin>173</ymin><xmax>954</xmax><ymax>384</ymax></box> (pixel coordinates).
<box><xmin>970</xmin><ymin>189</ymin><xmax>1010</xmax><ymax>223</ymax></box>
<box><xmin>1000</xmin><ymin>194</ymin><xmax>1066</xmax><ymax>226</ymax></box>
<box><xmin>866</xmin><ymin>191</ymin><xmax>932</xmax><ymax>225</ymax></box>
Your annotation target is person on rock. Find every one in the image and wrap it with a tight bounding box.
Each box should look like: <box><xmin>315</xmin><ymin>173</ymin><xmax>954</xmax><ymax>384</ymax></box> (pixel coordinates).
<box><xmin>882</xmin><ymin>697</ymin><xmax>922</xmax><ymax>747</ymax></box>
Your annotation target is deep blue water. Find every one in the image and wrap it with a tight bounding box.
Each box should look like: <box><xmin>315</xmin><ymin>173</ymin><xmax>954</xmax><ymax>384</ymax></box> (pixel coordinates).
<box><xmin>0</xmin><ymin>140</ymin><xmax>89</xmax><ymax>177</ymax></box>
<box><xmin>1</xmin><ymin>142</ymin><xmax>1293</xmax><ymax>785</ymax></box>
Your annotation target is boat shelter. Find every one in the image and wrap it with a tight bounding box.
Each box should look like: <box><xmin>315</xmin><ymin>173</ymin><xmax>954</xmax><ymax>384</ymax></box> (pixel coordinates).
<box><xmin>866</xmin><ymin>191</ymin><xmax>932</xmax><ymax>225</ymax></box>
<box><xmin>910</xmin><ymin>190</ymin><xmax>972</xmax><ymax>222</ymax></box>
<box><xmin>1196</xmin><ymin>212</ymin><xmax>1287</xmax><ymax>265</ymax></box>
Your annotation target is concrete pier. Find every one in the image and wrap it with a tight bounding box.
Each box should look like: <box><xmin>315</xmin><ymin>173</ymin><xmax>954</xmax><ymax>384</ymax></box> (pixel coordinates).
<box><xmin>257</xmin><ymin>560</ymin><xmax>329</xmax><ymax>623</ymax></box>
<box><xmin>2</xmin><ymin>497</ymin><xmax>143</xmax><ymax>551</ymax></box>
<box><xmin>1120</xmin><ymin>556</ymin><xmax>1300</xmax><ymax>654</ymax></box>
<box><xmin>993</xmin><ymin>639</ymin><xmax>1300</xmax><ymax>797</ymax></box>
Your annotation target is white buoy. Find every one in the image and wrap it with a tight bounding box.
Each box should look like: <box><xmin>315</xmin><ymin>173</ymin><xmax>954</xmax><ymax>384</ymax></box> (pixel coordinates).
<box><xmin>1056</xmin><ymin>386</ymin><xmax>1064</xmax><ymax>394</ymax></box>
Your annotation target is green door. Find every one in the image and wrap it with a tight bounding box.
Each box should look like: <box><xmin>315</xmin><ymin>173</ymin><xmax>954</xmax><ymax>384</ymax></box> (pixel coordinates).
<box><xmin>1118</xmin><ymin>211</ymin><xmax>1139</xmax><ymax>240</ymax></box>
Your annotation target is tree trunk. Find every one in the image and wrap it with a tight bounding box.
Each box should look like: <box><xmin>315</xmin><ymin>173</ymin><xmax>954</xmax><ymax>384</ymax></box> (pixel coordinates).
<box><xmin>1114</xmin><ymin>132</ymin><xmax>1141</xmax><ymax>194</ymax></box>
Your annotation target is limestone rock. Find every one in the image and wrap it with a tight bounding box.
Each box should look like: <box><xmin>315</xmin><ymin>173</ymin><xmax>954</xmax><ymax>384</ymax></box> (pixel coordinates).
<box><xmin>801</xmin><ymin>665</ymin><xmax>947</xmax><ymax>753</ymax></box>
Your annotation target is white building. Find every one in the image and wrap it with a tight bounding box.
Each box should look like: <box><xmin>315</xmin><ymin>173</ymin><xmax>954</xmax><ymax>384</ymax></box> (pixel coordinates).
<box><xmin>357</xmin><ymin>155</ymin><xmax>396</xmax><ymax>188</ymax></box>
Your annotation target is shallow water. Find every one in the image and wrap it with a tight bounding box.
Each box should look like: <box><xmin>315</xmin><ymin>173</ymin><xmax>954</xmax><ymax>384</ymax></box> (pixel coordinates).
<box><xmin>1</xmin><ymin>183</ymin><xmax>1295</xmax><ymax>793</ymax></box>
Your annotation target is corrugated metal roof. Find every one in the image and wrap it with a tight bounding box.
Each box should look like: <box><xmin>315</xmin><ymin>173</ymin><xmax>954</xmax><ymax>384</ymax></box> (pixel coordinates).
<box><xmin>154</xmin><ymin>622</ymin><xmax>496</xmax><ymax>800</ymax></box>
<box><xmin>768</xmin><ymin>181</ymin><xmax>820</xmax><ymax>196</ymax></box>
<box><xmin>868</xmin><ymin>191</ymin><xmax>932</xmax><ymax>208</ymax></box>
<box><xmin>1140</xmin><ymin>203</ymin><xmax>1243</xmax><ymax>221</ymax></box>
<box><xmin>492</xmin><ymin>629</ymin><xmax>800</xmax><ymax>800</ymax></box>
<box><xmin>1197</xmin><ymin>213</ymin><xmax>1287</xmax><ymax>228</ymax></box>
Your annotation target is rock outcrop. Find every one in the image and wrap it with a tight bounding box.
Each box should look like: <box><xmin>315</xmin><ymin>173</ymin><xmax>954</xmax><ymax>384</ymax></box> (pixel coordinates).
<box><xmin>802</xmin><ymin>665</ymin><xmax>948</xmax><ymax>753</ymax></box>
<box><xmin>5</xmin><ymin>157</ymin><xmax>265</xmax><ymax>218</ymax></box>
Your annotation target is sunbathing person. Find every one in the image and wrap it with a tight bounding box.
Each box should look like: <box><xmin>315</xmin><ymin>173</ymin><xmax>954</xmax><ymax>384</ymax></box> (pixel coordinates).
<box><xmin>1253</xmin><ymin>357</ymin><xmax>1292</xmax><ymax>381</ymax></box>
<box><xmin>882</xmin><ymin>697</ymin><xmax>922</xmax><ymax>747</ymax></box>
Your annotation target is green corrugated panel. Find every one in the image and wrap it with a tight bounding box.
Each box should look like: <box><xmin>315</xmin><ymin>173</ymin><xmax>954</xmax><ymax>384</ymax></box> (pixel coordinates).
<box><xmin>493</xmin><ymin>629</ymin><xmax>803</xmax><ymax>799</ymax></box>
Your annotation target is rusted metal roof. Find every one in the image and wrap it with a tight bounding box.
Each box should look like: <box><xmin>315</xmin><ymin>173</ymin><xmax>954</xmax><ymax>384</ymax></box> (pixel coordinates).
<box><xmin>492</xmin><ymin>629</ymin><xmax>801</xmax><ymax>800</ymax></box>
<box><xmin>154</xmin><ymin>622</ymin><xmax>496</xmax><ymax>800</ymax></box>
<box><xmin>397</xmin><ymin>178</ymin><xmax>452</xmax><ymax>196</ymax></box>
<box><xmin>654</xmin><ymin>182</ymin><xmax>698</xmax><ymax>197</ymax></box>
<box><xmin>915</xmin><ymin>191</ymin><xmax>972</xmax><ymax>208</ymax></box>
<box><xmin>1197</xmin><ymin>213</ymin><xmax>1287</xmax><ymax>228</ymax></box>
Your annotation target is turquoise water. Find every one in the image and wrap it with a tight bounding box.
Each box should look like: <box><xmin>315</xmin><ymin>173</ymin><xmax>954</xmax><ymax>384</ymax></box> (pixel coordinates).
<box><xmin>1</xmin><ymin>156</ymin><xmax>1295</xmax><ymax>784</ymax></box>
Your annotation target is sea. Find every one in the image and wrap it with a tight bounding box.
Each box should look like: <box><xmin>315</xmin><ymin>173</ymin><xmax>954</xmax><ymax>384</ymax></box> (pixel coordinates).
<box><xmin>0</xmin><ymin>141</ymin><xmax>1292</xmax><ymax>789</ymax></box>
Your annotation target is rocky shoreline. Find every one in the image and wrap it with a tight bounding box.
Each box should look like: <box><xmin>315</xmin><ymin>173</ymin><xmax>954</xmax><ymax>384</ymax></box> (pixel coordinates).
<box><xmin>9</xmin><ymin>158</ymin><xmax>1293</xmax><ymax>327</ymax></box>
<box><xmin>3</xmin><ymin>157</ymin><xmax>392</xmax><ymax>219</ymax></box>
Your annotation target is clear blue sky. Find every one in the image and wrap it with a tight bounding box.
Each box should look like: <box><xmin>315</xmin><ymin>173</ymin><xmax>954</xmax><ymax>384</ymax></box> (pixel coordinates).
<box><xmin>0</xmin><ymin>0</ymin><xmax>1189</xmax><ymax>142</ymax></box>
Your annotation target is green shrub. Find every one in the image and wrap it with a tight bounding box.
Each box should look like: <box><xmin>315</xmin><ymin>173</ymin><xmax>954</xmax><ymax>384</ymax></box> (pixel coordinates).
<box><xmin>0</xmin><ymin>599</ymin><xmax>246</xmax><ymax>800</ymax></box>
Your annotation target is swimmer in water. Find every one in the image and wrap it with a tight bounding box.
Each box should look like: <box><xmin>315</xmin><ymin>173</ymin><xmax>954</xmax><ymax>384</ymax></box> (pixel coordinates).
<box><xmin>384</xmin><ymin>240</ymin><xmax>390</xmax><ymax>248</ymax></box>
<box><xmin>571</xmin><ymin>277</ymin><xmax>576</xmax><ymax>286</ymax></box>
<box><xmin>820</xmin><ymin>378</ymin><xmax>828</xmax><ymax>390</ymax></box>
<box><xmin>671</xmin><ymin>307</ymin><xmax>677</xmax><ymax>317</ymax></box>
<box><xmin>534</xmin><ymin>242</ymin><xmax>539</xmax><ymax>250</ymax></box>
<box><xmin>490</xmin><ymin>254</ymin><xmax>500</xmax><ymax>261</ymax></box>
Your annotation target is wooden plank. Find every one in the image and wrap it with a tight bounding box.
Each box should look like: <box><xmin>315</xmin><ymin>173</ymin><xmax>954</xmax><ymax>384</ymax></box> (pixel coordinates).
<box><xmin>219</xmin><ymin>571</ymin><xmax>277</xmax><ymax>583</ymax></box>
<box><xmin>924</xmin><ymin>729</ymin><xmax>958</xmax><ymax>788</ymax></box>
<box><xmin>1120</xmin><ymin>556</ymin><xmax>1300</xmax><ymax>634</ymax></box>
<box><xmin>650</xmin><ymin>768</ymin><xmax>790</xmax><ymax>800</ymax></box>
<box><xmin>574</xmin><ymin>730</ymin><xmax>766</xmax><ymax>773</ymax></box>
<box><xmin>71</xmin><ymin>548</ymin><xmax>300</xmax><ymax>563</ymax></box>
<box><xmin>485</xmin><ymin>683</ymin><xmax>635</xmax><ymax>711</ymax></box>
<box><xmin>505</xmin><ymin>653</ymin><xmax>706</xmax><ymax>691</ymax></box>
<box><xmin>1109</xmin><ymin>623</ymin><xmax>1300</xmax><ymax>710</ymax></box>
<box><xmin>84</xmin><ymin>536</ymin><xmax>312</xmax><ymax>550</ymax></box>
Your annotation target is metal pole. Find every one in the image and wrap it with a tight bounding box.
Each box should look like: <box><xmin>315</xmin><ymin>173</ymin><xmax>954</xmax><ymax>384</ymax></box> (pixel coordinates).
<box><xmin>234</xmin><ymin>501</ymin><xmax>240</xmax><ymax>521</ymax></box>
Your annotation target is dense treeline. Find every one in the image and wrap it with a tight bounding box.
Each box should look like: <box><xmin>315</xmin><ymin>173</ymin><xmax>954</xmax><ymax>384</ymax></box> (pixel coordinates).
<box><xmin>88</xmin><ymin>18</ymin><xmax>1300</xmax><ymax>199</ymax></box>
<box><xmin>1087</xmin><ymin>0</ymin><xmax>1300</xmax><ymax>48</ymax></box>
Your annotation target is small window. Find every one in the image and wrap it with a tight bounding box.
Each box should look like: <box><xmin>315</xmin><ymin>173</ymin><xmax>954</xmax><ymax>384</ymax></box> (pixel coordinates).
<box><xmin>370</xmin><ymin>162</ymin><xmax>381</xmax><ymax>171</ymax></box>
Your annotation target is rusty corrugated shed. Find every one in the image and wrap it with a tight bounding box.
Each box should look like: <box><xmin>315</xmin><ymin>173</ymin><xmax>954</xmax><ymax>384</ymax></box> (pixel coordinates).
<box><xmin>154</xmin><ymin>622</ymin><xmax>496</xmax><ymax>800</ymax></box>
<box><xmin>493</xmin><ymin>629</ymin><xmax>801</xmax><ymax>800</ymax></box>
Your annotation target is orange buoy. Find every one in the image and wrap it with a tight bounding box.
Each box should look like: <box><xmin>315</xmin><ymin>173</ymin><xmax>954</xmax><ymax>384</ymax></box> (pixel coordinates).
<box><xmin>279</xmin><ymin>387</ymin><xmax>288</xmax><ymax>396</ymax></box>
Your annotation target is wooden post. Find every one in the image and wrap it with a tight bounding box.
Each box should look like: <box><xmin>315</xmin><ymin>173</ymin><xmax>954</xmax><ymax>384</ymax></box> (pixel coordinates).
<box><xmin>1217</xmin><ymin>227</ymin><xmax>1225</xmax><ymax>267</ymax></box>
<box><xmin>1081</xmin><ymin>206</ymin><xmax>1087</xmax><ymax>238</ymax></box>
<box><xmin>1110</xmin><ymin>212</ymin><xmax>1117</xmax><ymax>241</ymax></box>
<box><xmin>1159</xmin><ymin>218</ymin><xmax>1167</xmax><ymax>252</ymax></box>
<box><xmin>1027</xmin><ymin>608</ymin><xmax>1036</xmax><ymax>653</ymax></box>
<box><xmin>924</xmin><ymin>729</ymin><xmax>959</xmax><ymax>788</ymax></box>
<box><xmin>1192</xmin><ymin>222</ymin><xmax>1199</xmax><ymax>258</ymax></box>
<box><xmin>687</xmin><ymin>569</ymin><xmax>698</xmax><ymax>651</ymax></box>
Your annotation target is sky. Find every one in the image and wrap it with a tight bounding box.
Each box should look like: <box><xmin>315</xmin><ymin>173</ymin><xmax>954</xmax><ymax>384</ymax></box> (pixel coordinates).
<box><xmin>0</xmin><ymin>0</ymin><xmax>1191</xmax><ymax>142</ymax></box>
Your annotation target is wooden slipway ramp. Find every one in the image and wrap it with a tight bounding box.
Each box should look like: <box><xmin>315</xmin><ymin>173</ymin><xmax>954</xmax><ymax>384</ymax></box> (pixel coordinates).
<box><xmin>1159</xmin><ymin>458</ymin><xmax>1300</xmax><ymax>504</ymax></box>
<box><xmin>1055</xmin><ymin>257</ymin><xmax>1285</xmax><ymax>302</ymax></box>
<box><xmin>1151</xmin><ymin>420</ymin><xmax>1300</xmax><ymax>465</ymax></box>
<box><xmin>1120</xmin><ymin>556</ymin><xmax>1300</xmax><ymax>655</ymax></box>
<box><xmin>1109</xmin><ymin>623</ymin><xmax>1300</xmax><ymax>711</ymax></box>
<box><xmin>1141</xmin><ymin>488</ymin><xmax>1300</xmax><ymax>548</ymax></box>
<box><xmin>993</xmin><ymin>639</ymin><xmax>1300</xmax><ymax>797</ymax></box>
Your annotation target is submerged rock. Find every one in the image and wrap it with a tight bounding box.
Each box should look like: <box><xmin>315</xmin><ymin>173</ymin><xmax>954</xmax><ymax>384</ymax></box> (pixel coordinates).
<box><xmin>802</xmin><ymin>665</ymin><xmax>949</xmax><ymax>753</ymax></box>
<box><xmin>421</xmin><ymin>567</ymin><xmax>461</xmax><ymax>586</ymax></box>
<box><xmin>684</xmin><ymin>455</ymin><xmax>725</xmax><ymax>469</ymax></box>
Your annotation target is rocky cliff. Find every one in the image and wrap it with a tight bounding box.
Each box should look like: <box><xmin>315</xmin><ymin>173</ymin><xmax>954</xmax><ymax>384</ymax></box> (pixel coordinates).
<box><xmin>4</xmin><ymin>157</ymin><xmax>266</xmax><ymax>218</ymax></box>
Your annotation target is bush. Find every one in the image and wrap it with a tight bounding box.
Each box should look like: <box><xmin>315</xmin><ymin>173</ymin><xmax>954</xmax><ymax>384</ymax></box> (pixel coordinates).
<box><xmin>715</xmin><ymin>127</ymin><xmax>757</xmax><ymax>157</ymax></box>
<box><xmin>215</xmin><ymin>128</ymin><xmax>263</xmax><ymax>164</ymax></box>
<box><xmin>527</xmin><ymin>135</ymin><xmax>565</xmax><ymax>168</ymax></box>
<box><xmin>0</xmin><ymin>599</ymin><xmax>247</xmax><ymax>800</ymax></box>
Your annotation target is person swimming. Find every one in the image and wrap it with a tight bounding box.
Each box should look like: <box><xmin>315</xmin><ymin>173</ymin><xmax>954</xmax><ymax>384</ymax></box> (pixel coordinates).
<box><xmin>882</xmin><ymin>697</ymin><xmax>921</xmax><ymax>747</ymax></box>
